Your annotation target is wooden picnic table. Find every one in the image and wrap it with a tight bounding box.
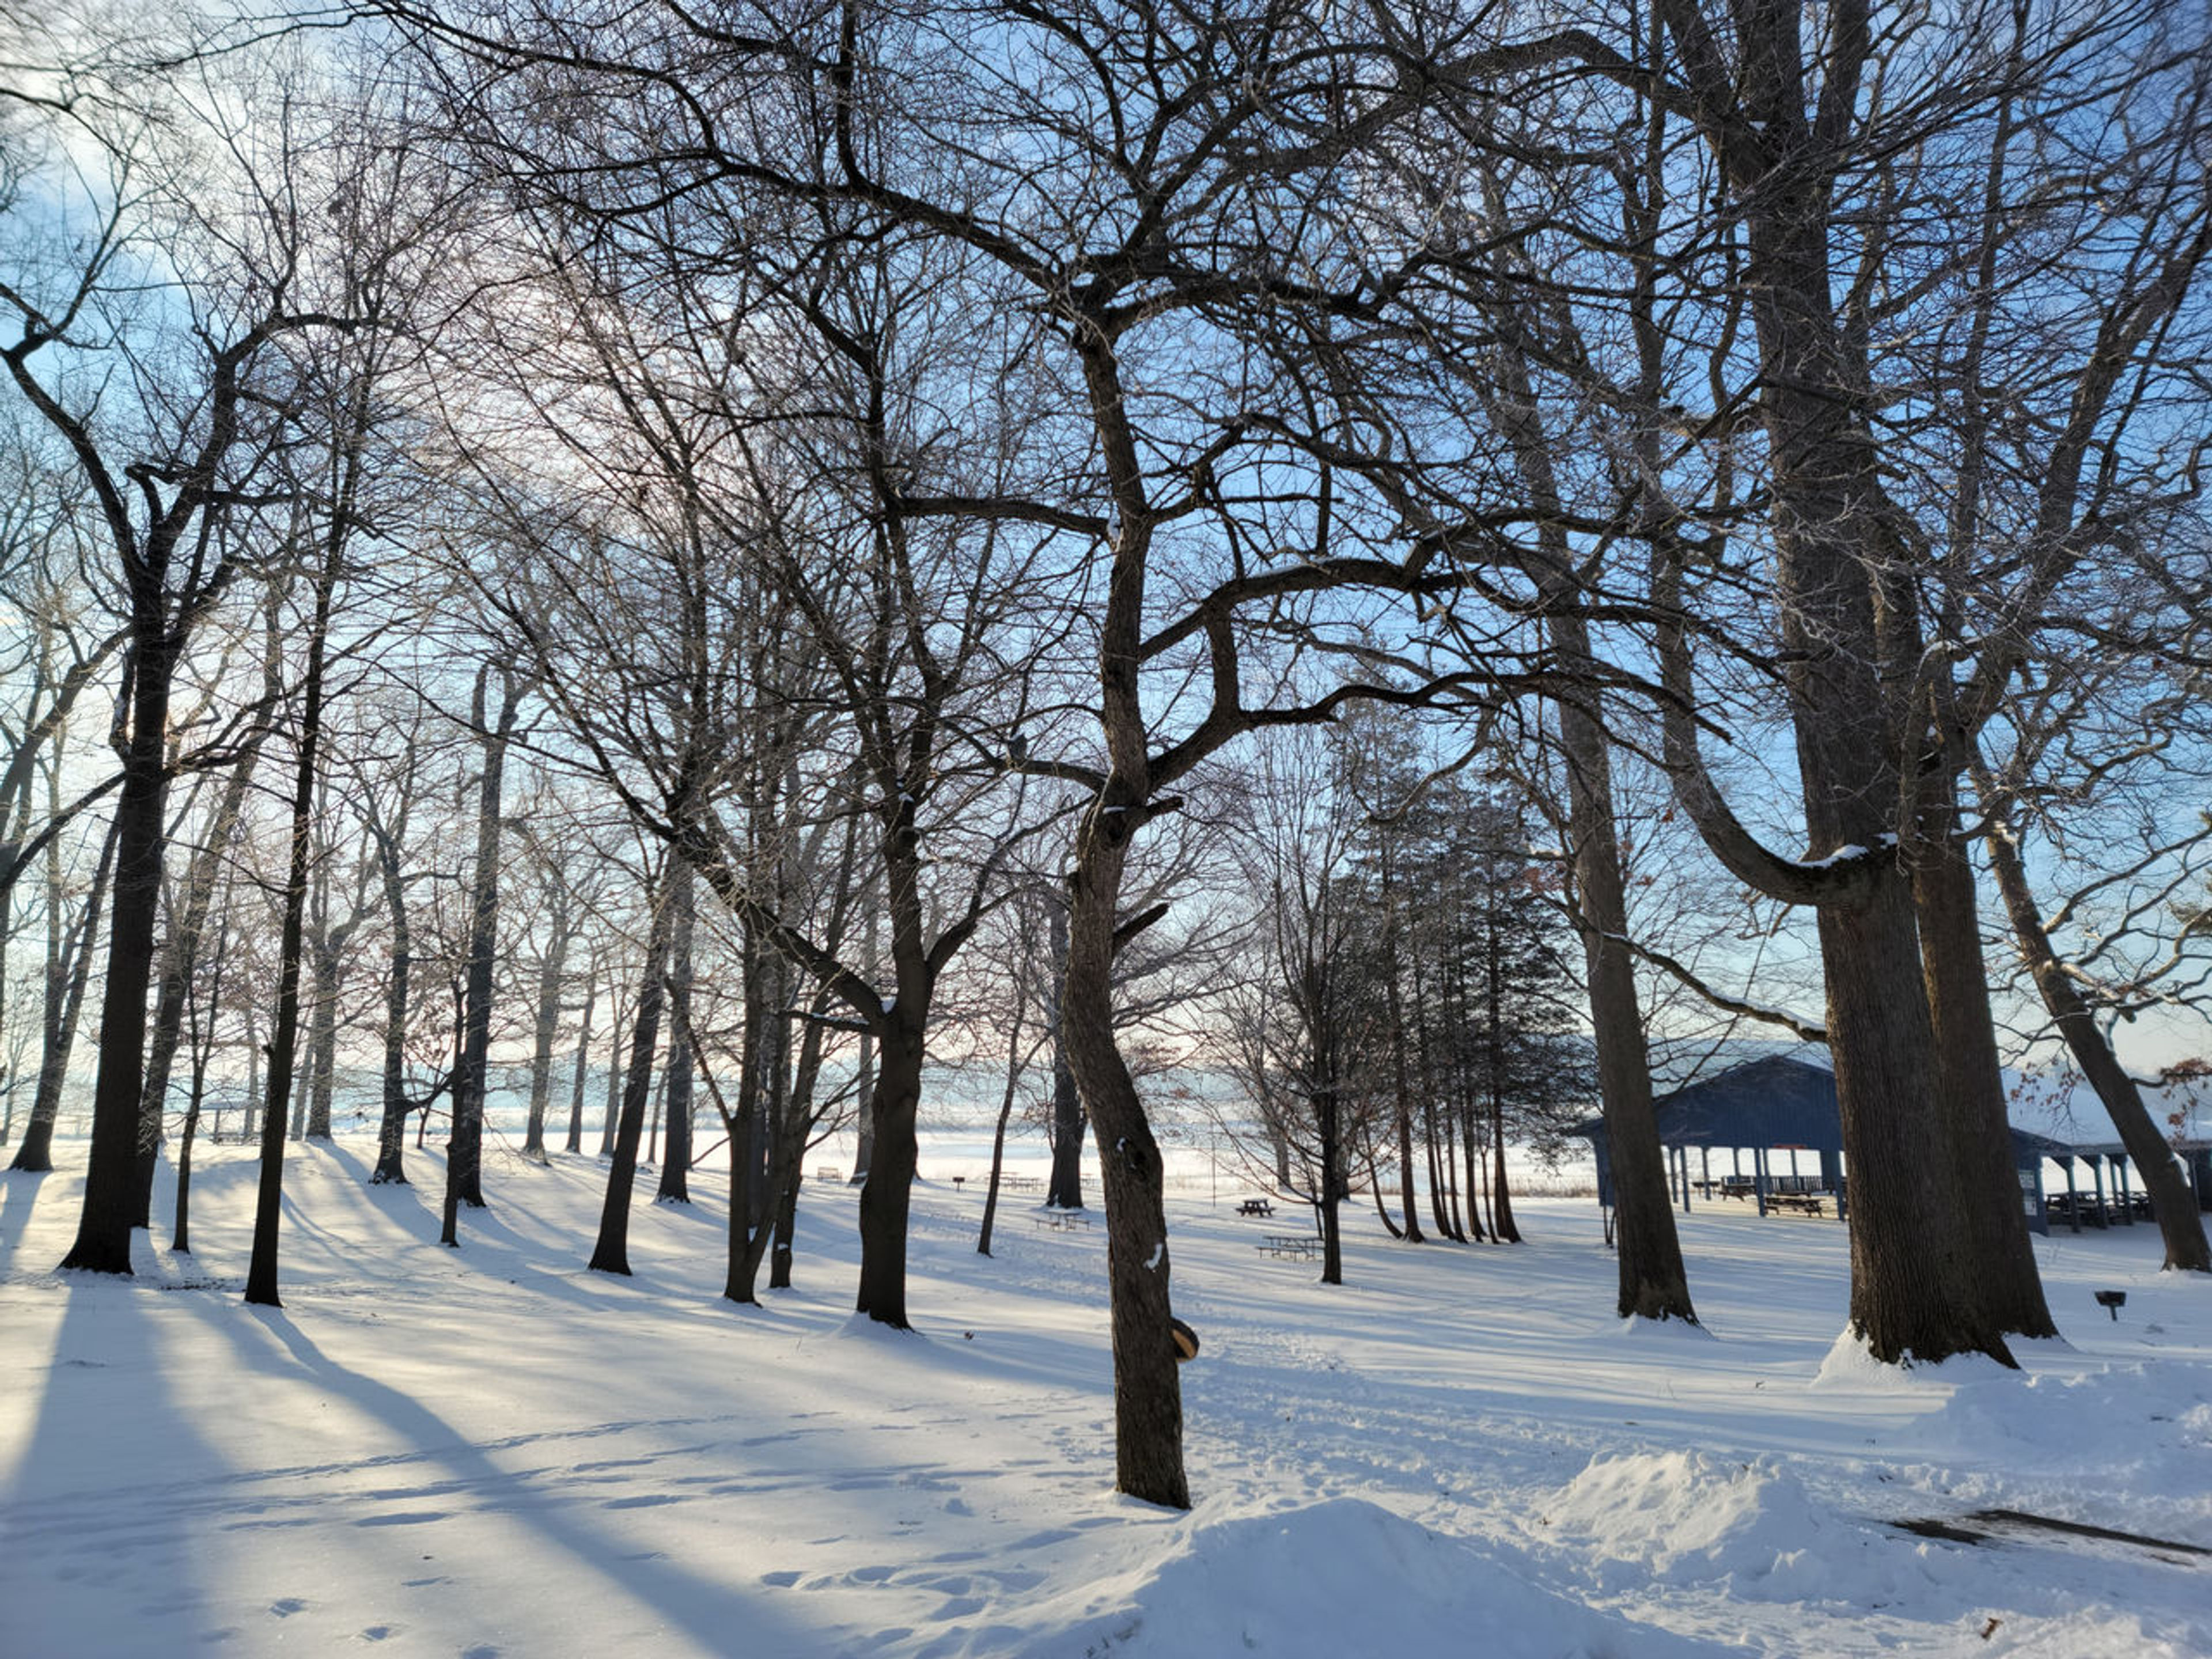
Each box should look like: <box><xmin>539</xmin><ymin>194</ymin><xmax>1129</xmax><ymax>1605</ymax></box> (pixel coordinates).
<box><xmin>1256</xmin><ymin>1233</ymin><xmax>1320</xmax><ymax>1259</ymax></box>
<box><xmin>1235</xmin><ymin>1198</ymin><xmax>1274</xmax><ymax>1217</ymax></box>
<box><xmin>1032</xmin><ymin>1210</ymin><xmax>1093</xmax><ymax>1232</ymax></box>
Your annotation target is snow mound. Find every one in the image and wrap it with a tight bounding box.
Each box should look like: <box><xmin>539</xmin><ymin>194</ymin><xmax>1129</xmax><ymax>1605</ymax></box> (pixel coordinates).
<box><xmin>1942</xmin><ymin>1360</ymin><xmax>2212</xmax><ymax>1464</ymax></box>
<box><xmin>1058</xmin><ymin>1497</ymin><xmax>1715</xmax><ymax>1657</ymax></box>
<box><xmin>1812</xmin><ymin>1327</ymin><xmax>2018</xmax><ymax>1389</ymax></box>
<box><xmin>1988</xmin><ymin>1607</ymin><xmax>2211</xmax><ymax>1659</ymax></box>
<box><xmin>1543</xmin><ymin>1449</ymin><xmax>1838</xmax><ymax>1600</ymax></box>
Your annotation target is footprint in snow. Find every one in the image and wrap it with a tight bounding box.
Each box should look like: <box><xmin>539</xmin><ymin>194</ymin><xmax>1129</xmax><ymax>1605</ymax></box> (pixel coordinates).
<box><xmin>268</xmin><ymin>1597</ymin><xmax>309</xmax><ymax>1618</ymax></box>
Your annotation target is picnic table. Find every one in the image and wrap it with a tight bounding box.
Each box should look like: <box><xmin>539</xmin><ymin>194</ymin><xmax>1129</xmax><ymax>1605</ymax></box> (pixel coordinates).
<box><xmin>1256</xmin><ymin>1233</ymin><xmax>1320</xmax><ymax>1259</ymax></box>
<box><xmin>816</xmin><ymin>1165</ymin><xmax>842</xmax><ymax>1183</ymax></box>
<box><xmin>1235</xmin><ymin>1198</ymin><xmax>1274</xmax><ymax>1217</ymax></box>
<box><xmin>1770</xmin><ymin>1192</ymin><xmax>1830</xmax><ymax>1217</ymax></box>
<box><xmin>1033</xmin><ymin>1210</ymin><xmax>1093</xmax><ymax>1232</ymax></box>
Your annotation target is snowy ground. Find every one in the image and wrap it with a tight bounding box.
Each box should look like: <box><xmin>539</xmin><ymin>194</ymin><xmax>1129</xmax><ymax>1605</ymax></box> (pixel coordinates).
<box><xmin>2</xmin><ymin>1127</ymin><xmax>2207</xmax><ymax>1658</ymax></box>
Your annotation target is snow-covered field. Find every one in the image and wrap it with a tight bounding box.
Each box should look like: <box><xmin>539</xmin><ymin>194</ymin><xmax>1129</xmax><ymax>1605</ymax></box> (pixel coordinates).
<box><xmin>2</xmin><ymin>1127</ymin><xmax>2207</xmax><ymax>1658</ymax></box>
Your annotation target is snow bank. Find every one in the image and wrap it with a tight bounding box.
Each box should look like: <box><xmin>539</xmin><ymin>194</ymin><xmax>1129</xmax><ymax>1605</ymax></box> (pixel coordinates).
<box><xmin>1051</xmin><ymin>1497</ymin><xmax>1716</xmax><ymax>1658</ymax></box>
<box><xmin>1541</xmin><ymin>1449</ymin><xmax>1842</xmax><ymax>1601</ymax></box>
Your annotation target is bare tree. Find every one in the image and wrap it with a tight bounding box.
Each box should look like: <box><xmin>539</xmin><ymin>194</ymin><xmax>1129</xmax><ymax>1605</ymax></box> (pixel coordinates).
<box><xmin>3</xmin><ymin>55</ymin><xmax>369</xmax><ymax>1272</ymax></box>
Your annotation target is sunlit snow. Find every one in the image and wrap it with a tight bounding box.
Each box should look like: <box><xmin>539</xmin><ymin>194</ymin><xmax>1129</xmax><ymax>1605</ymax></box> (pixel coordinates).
<box><xmin>2</xmin><ymin>1121</ymin><xmax>2206</xmax><ymax>1657</ymax></box>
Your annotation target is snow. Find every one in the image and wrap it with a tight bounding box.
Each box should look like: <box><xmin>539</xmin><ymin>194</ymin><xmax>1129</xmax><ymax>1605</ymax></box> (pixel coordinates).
<box><xmin>3</xmin><ymin>1127</ymin><xmax>2209</xmax><ymax>1657</ymax></box>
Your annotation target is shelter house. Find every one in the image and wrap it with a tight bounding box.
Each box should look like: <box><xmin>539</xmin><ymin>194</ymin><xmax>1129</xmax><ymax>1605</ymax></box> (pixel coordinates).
<box><xmin>1574</xmin><ymin>1055</ymin><xmax>2070</xmax><ymax>1235</ymax></box>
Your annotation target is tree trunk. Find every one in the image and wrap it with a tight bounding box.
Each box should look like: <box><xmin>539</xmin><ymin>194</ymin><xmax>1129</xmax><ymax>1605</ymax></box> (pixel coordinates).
<box><xmin>1064</xmin><ymin>787</ymin><xmax>1188</xmax><ymax>1508</ymax></box>
<box><xmin>1380</xmin><ymin>855</ymin><xmax>1423</xmax><ymax>1243</ymax></box>
<box><xmin>137</xmin><ymin>685</ymin><xmax>271</xmax><ymax>1218</ymax></box>
<box><xmin>978</xmin><ymin>997</ymin><xmax>1028</xmax><ymax>1257</ymax></box>
<box><xmin>1626</xmin><ymin>1</ymin><xmax>2024</xmax><ymax>1368</ymax></box>
<box><xmin>565</xmin><ymin>976</ymin><xmax>596</xmax><ymax>1154</ymax></box>
<box><xmin>1044</xmin><ymin>900</ymin><xmax>1085</xmax><ymax>1209</ymax></box>
<box><xmin>1490</xmin><ymin>1093</ymin><xmax>1521</xmax><ymax>1245</ymax></box>
<box><xmin>443</xmin><ymin>665</ymin><xmax>519</xmax><ymax>1242</ymax></box>
<box><xmin>58</xmin><ymin>626</ymin><xmax>179</xmax><ymax>1275</ymax></box>
<box><xmin>174</xmin><ymin>912</ymin><xmax>225</xmax><ymax>1252</ymax></box>
<box><xmin>1424</xmin><ymin>1099</ymin><xmax>1454</xmax><ymax>1241</ymax></box>
<box><xmin>1391</xmin><ymin>1096</ymin><xmax>1421</xmax><ymax>1241</ymax></box>
<box><xmin>288</xmin><ymin>1047</ymin><xmax>310</xmax><ymax>1141</ymax></box>
<box><xmin>1552</xmin><ymin>615</ymin><xmax>1694</xmax><ymax>1316</ymax></box>
<box><xmin>304</xmin><ymin>920</ymin><xmax>341</xmax><ymax>1139</ymax></box>
<box><xmin>13</xmin><ymin>813</ymin><xmax>119</xmax><ymax>1173</ymax></box>
<box><xmin>1824</xmin><ymin>878</ymin><xmax>2012</xmax><ymax>1361</ymax></box>
<box><xmin>524</xmin><ymin>881</ymin><xmax>573</xmax><ymax>1162</ymax></box>
<box><xmin>854</xmin><ymin>1014</ymin><xmax>925</xmax><ymax>1325</ymax></box>
<box><xmin>1984</xmin><ymin>812</ymin><xmax>2211</xmax><ymax>1272</ymax></box>
<box><xmin>765</xmin><ymin>952</ymin><xmax>825</xmax><ymax>1292</ymax></box>
<box><xmin>600</xmin><ymin>967</ymin><xmax>630</xmax><ymax>1157</ymax></box>
<box><xmin>654</xmin><ymin>862</ymin><xmax>695</xmax><ymax>1201</ymax></box>
<box><xmin>370</xmin><ymin>821</ymin><xmax>413</xmax><ymax>1185</ymax></box>
<box><xmin>172</xmin><ymin>1081</ymin><xmax>201</xmax><ymax>1255</ymax></box>
<box><xmin>1459</xmin><ymin>1100</ymin><xmax>1484</xmax><ymax>1243</ymax></box>
<box><xmin>243</xmin><ymin>1004</ymin><xmax>259</xmax><ymax>1142</ymax></box>
<box><xmin>1913</xmin><ymin>789</ymin><xmax>2056</xmax><ymax>1331</ymax></box>
<box><xmin>1316</xmin><ymin>1083</ymin><xmax>1343</xmax><ymax>1285</ymax></box>
<box><xmin>245</xmin><ymin>565</ymin><xmax>338</xmax><ymax>1308</ymax></box>
<box><xmin>724</xmin><ymin>929</ymin><xmax>767</xmax><ymax>1302</ymax></box>
<box><xmin>1484</xmin><ymin>933</ymin><xmax>1522</xmax><ymax>1245</ymax></box>
<box><xmin>589</xmin><ymin>876</ymin><xmax>675</xmax><ymax>1275</ymax></box>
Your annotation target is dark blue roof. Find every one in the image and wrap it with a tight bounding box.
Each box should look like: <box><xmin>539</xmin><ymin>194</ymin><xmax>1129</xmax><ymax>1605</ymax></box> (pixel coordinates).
<box><xmin>1653</xmin><ymin>1056</ymin><xmax>1842</xmax><ymax>1150</ymax></box>
<box><xmin>1574</xmin><ymin>1055</ymin><xmax>2081</xmax><ymax>1160</ymax></box>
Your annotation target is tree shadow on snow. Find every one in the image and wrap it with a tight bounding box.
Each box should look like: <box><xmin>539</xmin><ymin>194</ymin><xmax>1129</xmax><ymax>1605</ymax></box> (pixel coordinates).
<box><xmin>176</xmin><ymin>1297</ymin><xmax>830</xmax><ymax>1654</ymax></box>
<box><xmin>0</xmin><ymin>1168</ymin><xmax>50</xmax><ymax>1280</ymax></box>
<box><xmin>2</xmin><ymin>1276</ymin><xmax>232</xmax><ymax>1648</ymax></box>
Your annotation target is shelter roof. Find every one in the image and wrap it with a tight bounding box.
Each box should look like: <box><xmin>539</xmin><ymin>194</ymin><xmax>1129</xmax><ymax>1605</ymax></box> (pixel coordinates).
<box><xmin>1573</xmin><ymin>1056</ymin><xmax>2086</xmax><ymax>1161</ymax></box>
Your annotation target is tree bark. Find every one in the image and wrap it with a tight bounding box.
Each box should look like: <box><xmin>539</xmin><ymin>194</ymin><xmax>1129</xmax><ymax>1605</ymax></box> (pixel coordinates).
<box><xmin>442</xmin><ymin>665</ymin><xmax>520</xmax><ymax>1243</ymax></box>
<box><xmin>136</xmin><ymin>657</ymin><xmax>273</xmax><ymax>1215</ymax></box>
<box><xmin>1913</xmin><ymin>787</ymin><xmax>2057</xmax><ymax>1331</ymax></box>
<box><xmin>977</xmin><ymin>996</ymin><xmax>1026</xmax><ymax>1257</ymax></box>
<box><xmin>589</xmin><ymin>874</ymin><xmax>675</xmax><ymax>1275</ymax></box>
<box><xmin>1044</xmin><ymin>899</ymin><xmax>1085</xmax><ymax>1210</ymax></box>
<box><xmin>599</xmin><ymin>959</ymin><xmax>631</xmax><ymax>1158</ymax></box>
<box><xmin>654</xmin><ymin>861</ymin><xmax>695</xmax><ymax>1201</ymax></box>
<box><xmin>523</xmin><ymin>876</ymin><xmax>573</xmax><ymax>1162</ymax></box>
<box><xmin>12</xmin><ymin>812</ymin><xmax>118</xmax><ymax>1173</ymax></box>
<box><xmin>172</xmin><ymin>1090</ymin><xmax>200</xmax><ymax>1256</ymax></box>
<box><xmin>854</xmin><ymin>1013</ymin><xmax>926</xmax><ymax>1325</ymax></box>
<box><xmin>369</xmin><ymin>816</ymin><xmax>414</xmax><ymax>1185</ymax></box>
<box><xmin>1553</xmin><ymin>615</ymin><xmax>1691</xmax><ymax>1315</ymax></box>
<box><xmin>245</xmin><ymin>562</ymin><xmax>338</xmax><ymax>1308</ymax></box>
<box><xmin>1065</xmin><ymin>791</ymin><xmax>1188</xmax><ymax>1508</ymax></box>
<box><xmin>303</xmin><ymin>911</ymin><xmax>343</xmax><ymax>1141</ymax></box>
<box><xmin>565</xmin><ymin>975</ymin><xmax>596</xmax><ymax>1154</ymax></box>
<box><xmin>58</xmin><ymin>626</ymin><xmax>177</xmax><ymax>1275</ymax></box>
<box><xmin>1643</xmin><ymin>18</ymin><xmax>2025</xmax><ymax>1362</ymax></box>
